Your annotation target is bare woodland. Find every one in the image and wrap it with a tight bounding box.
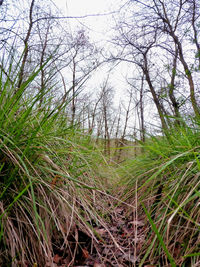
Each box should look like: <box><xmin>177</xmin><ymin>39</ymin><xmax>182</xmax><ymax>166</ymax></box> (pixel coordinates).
<box><xmin>0</xmin><ymin>0</ymin><xmax>200</xmax><ymax>266</ymax></box>
<box><xmin>1</xmin><ymin>0</ymin><xmax>200</xmax><ymax>148</ymax></box>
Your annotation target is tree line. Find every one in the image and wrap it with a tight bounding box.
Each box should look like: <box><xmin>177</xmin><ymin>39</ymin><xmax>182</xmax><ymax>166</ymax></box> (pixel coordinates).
<box><xmin>0</xmin><ymin>0</ymin><xmax>199</xmax><ymax>158</ymax></box>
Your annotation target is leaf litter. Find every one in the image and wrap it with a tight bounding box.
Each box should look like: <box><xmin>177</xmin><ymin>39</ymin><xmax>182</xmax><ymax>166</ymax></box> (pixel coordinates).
<box><xmin>47</xmin><ymin>202</ymin><xmax>147</xmax><ymax>267</ymax></box>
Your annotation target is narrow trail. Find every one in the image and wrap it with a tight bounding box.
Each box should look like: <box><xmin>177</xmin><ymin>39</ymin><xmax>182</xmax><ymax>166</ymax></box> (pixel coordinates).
<box><xmin>49</xmin><ymin>200</ymin><xmax>148</xmax><ymax>267</ymax></box>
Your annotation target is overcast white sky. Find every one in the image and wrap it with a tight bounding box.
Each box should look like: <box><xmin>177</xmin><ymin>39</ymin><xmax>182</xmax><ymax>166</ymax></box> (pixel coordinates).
<box><xmin>51</xmin><ymin>1</ymin><xmax>126</xmax><ymax>92</ymax></box>
<box><xmin>49</xmin><ymin>0</ymin><xmax>158</xmax><ymax>134</ymax></box>
<box><xmin>53</xmin><ymin>0</ymin><xmax>122</xmax><ymax>42</ymax></box>
<box><xmin>54</xmin><ymin>0</ymin><xmax>117</xmax><ymax>16</ymax></box>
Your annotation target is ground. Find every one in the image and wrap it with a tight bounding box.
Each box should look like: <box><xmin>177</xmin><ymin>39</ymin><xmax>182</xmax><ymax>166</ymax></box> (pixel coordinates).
<box><xmin>48</xmin><ymin>203</ymin><xmax>149</xmax><ymax>267</ymax></box>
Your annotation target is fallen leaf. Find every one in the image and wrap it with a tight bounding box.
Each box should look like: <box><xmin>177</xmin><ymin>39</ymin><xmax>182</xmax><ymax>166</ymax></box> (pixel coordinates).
<box><xmin>53</xmin><ymin>254</ymin><xmax>62</xmax><ymax>264</ymax></box>
<box><xmin>82</xmin><ymin>248</ymin><xmax>89</xmax><ymax>259</ymax></box>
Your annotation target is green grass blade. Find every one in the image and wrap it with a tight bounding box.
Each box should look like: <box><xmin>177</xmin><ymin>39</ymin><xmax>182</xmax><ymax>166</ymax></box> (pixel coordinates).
<box><xmin>138</xmin><ymin>150</ymin><xmax>192</xmax><ymax>191</ymax></box>
<box><xmin>142</xmin><ymin>203</ymin><xmax>176</xmax><ymax>267</ymax></box>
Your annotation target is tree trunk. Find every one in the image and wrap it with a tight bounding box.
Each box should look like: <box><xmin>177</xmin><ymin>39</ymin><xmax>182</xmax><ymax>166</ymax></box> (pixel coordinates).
<box><xmin>17</xmin><ymin>0</ymin><xmax>35</xmax><ymax>89</ymax></box>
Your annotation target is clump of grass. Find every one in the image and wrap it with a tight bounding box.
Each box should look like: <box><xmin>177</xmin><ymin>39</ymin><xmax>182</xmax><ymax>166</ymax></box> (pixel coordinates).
<box><xmin>118</xmin><ymin>122</ymin><xmax>200</xmax><ymax>266</ymax></box>
<box><xmin>0</xmin><ymin>56</ymin><xmax>112</xmax><ymax>266</ymax></box>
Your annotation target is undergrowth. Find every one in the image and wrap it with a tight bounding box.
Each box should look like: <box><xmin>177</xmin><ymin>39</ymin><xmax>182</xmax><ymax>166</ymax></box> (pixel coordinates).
<box><xmin>0</xmin><ymin>56</ymin><xmax>115</xmax><ymax>266</ymax></box>
<box><xmin>117</xmin><ymin>122</ymin><xmax>200</xmax><ymax>266</ymax></box>
<box><xmin>1</xmin><ymin>52</ymin><xmax>199</xmax><ymax>267</ymax></box>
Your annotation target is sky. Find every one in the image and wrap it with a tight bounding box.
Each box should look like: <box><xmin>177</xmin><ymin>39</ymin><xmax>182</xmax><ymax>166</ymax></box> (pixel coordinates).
<box><xmin>52</xmin><ymin>0</ymin><xmax>128</xmax><ymax>98</ymax></box>
<box><xmin>53</xmin><ymin>0</ymin><xmax>121</xmax><ymax>43</ymax></box>
<box><xmin>50</xmin><ymin>0</ymin><xmax>152</xmax><ymax>132</ymax></box>
<box><xmin>54</xmin><ymin>0</ymin><xmax>117</xmax><ymax>17</ymax></box>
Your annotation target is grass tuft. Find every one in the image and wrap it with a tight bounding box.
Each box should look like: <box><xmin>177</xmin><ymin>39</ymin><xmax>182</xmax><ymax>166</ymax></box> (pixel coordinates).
<box><xmin>117</xmin><ymin>122</ymin><xmax>200</xmax><ymax>266</ymax></box>
<box><xmin>0</xmin><ymin>55</ymin><xmax>113</xmax><ymax>266</ymax></box>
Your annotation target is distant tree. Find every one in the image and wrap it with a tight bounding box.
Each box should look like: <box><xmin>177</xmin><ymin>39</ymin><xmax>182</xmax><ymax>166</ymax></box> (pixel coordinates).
<box><xmin>126</xmin><ymin>74</ymin><xmax>146</xmax><ymax>142</ymax></box>
<box><xmin>0</xmin><ymin>0</ymin><xmax>103</xmax><ymax>123</ymax></box>
<box><xmin>100</xmin><ymin>79</ymin><xmax>113</xmax><ymax>156</ymax></box>
<box><xmin>67</xmin><ymin>29</ymin><xmax>100</xmax><ymax>125</ymax></box>
<box><xmin>115</xmin><ymin>88</ymin><xmax>133</xmax><ymax>161</ymax></box>
<box><xmin>113</xmin><ymin>0</ymin><xmax>200</xmax><ymax>134</ymax></box>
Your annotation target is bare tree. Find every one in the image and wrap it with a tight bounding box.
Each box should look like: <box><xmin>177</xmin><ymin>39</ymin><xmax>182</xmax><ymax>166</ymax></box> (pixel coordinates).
<box><xmin>115</xmin><ymin>88</ymin><xmax>133</xmax><ymax>160</ymax></box>
<box><xmin>65</xmin><ymin>30</ymin><xmax>101</xmax><ymax>126</ymax></box>
<box><xmin>113</xmin><ymin>0</ymin><xmax>200</xmax><ymax>135</ymax></box>
<box><xmin>17</xmin><ymin>0</ymin><xmax>35</xmax><ymax>89</ymax></box>
<box><xmin>101</xmin><ymin>80</ymin><xmax>112</xmax><ymax>157</ymax></box>
<box><xmin>128</xmin><ymin>75</ymin><xmax>146</xmax><ymax>142</ymax></box>
<box><xmin>150</xmin><ymin>0</ymin><xmax>200</xmax><ymax>117</ymax></box>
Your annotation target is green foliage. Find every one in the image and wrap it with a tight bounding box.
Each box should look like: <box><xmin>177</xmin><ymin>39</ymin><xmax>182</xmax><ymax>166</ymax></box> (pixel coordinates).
<box><xmin>195</xmin><ymin>51</ymin><xmax>200</xmax><ymax>59</ymax></box>
<box><xmin>142</xmin><ymin>203</ymin><xmax>176</xmax><ymax>267</ymax></box>
<box><xmin>117</xmin><ymin>121</ymin><xmax>200</xmax><ymax>266</ymax></box>
<box><xmin>0</xmin><ymin>54</ymin><xmax>111</xmax><ymax>266</ymax></box>
<box><xmin>1</xmin><ymin>49</ymin><xmax>199</xmax><ymax>266</ymax></box>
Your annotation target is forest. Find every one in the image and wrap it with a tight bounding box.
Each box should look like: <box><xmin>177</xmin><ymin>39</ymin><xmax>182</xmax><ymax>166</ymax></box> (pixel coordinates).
<box><xmin>0</xmin><ymin>0</ymin><xmax>199</xmax><ymax>266</ymax></box>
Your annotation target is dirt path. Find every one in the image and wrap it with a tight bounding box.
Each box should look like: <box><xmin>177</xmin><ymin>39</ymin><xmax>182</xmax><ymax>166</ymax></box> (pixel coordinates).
<box><xmin>49</xmin><ymin>204</ymin><xmax>147</xmax><ymax>267</ymax></box>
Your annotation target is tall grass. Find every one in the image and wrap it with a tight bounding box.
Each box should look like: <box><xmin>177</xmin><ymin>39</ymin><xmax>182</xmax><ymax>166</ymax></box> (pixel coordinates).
<box><xmin>117</xmin><ymin>122</ymin><xmax>200</xmax><ymax>266</ymax></box>
<box><xmin>0</xmin><ymin>56</ymin><xmax>112</xmax><ymax>266</ymax></box>
<box><xmin>1</xmin><ymin>52</ymin><xmax>199</xmax><ymax>266</ymax></box>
